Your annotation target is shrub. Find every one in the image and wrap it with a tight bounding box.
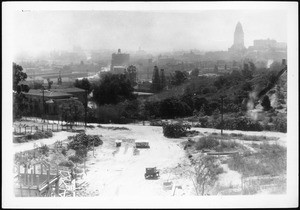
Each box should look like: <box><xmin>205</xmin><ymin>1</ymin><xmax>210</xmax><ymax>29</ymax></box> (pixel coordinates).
<box><xmin>75</xmin><ymin>146</ymin><xmax>88</xmax><ymax>158</ymax></box>
<box><xmin>198</xmin><ymin>116</ymin><xmax>209</xmax><ymax>128</ymax></box>
<box><xmin>25</xmin><ymin>130</ymin><xmax>53</xmax><ymax>140</ymax></box>
<box><xmin>273</xmin><ymin>118</ymin><xmax>287</xmax><ymax>133</ymax></box>
<box><xmin>163</xmin><ymin>123</ymin><xmax>191</xmax><ymax>138</ymax></box>
<box><xmin>59</xmin><ymin>160</ymin><xmax>75</xmax><ymax>168</ymax></box>
<box><xmin>215</xmin><ymin>117</ymin><xmax>263</xmax><ymax>131</ymax></box>
<box><xmin>39</xmin><ymin>144</ymin><xmax>50</xmax><ymax>156</ymax></box>
<box><xmin>61</xmin><ymin>147</ymin><xmax>67</xmax><ymax>156</ymax></box>
<box><xmin>150</xmin><ymin>120</ymin><xmax>165</xmax><ymax>126</ymax></box>
<box><xmin>68</xmin><ymin>132</ymin><xmax>103</xmax><ymax>151</ymax></box>
<box><xmin>68</xmin><ymin>155</ymin><xmax>83</xmax><ymax>164</ymax></box>
<box><xmin>195</xmin><ymin>136</ymin><xmax>219</xmax><ymax>150</ymax></box>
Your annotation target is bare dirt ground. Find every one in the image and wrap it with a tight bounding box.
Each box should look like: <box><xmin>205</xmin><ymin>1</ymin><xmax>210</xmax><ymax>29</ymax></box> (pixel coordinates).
<box><xmin>13</xmin><ymin>120</ymin><xmax>287</xmax><ymax>196</ymax></box>
<box><xmin>83</xmin><ymin>124</ymin><xmax>195</xmax><ymax>196</ymax></box>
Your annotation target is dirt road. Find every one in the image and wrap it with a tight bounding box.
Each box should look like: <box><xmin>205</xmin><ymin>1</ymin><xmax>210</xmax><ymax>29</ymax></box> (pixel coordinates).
<box><xmin>83</xmin><ymin>124</ymin><xmax>195</xmax><ymax>196</ymax></box>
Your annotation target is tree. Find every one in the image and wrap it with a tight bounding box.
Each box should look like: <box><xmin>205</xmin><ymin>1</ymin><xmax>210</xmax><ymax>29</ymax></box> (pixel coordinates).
<box><xmin>214</xmin><ymin>76</ymin><xmax>228</xmax><ymax>90</ymax></box>
<box><xmin>212</xmin><ymin>108</ymin><xmax>220</xmax><ymax>120</ymax></box>
<box><xmin>261</xmin><ymin>95</ymin><xmax>272</xmax><ymax>111</ymax></box>
<box><xmin>93</xmin><ymin>73</ymin><xmax>135</xmax><ymax>106</ymax></box>
<box><xmin>13</xmin><ymin>63</ymin><xmax>27</xmax><ymax>92</ymax></box>
<box><xmin>47</xmin><ymin>78</ymin><xmax>53</xmax><ymax>90</ymax></box>
<box><xmin>190</xmin><ymin>68</ymin><xmax>200</xmax><ymax>78</ymax></box>
<box><xmin>74</xmin><ymin>78</ymin><xmax>92</xmax><ymax>94</ymax></box>
<box><xmin>13</xmin><ymin>92</ymin><xmax>29</xmax><ymax>120</ymax></box>
<box><xmin>189</xmin><ymin>154</ymin><xmax>223</xmax><ymax>195</ymax></box>
<box><xmin>249</xmin><ymin>61</ymin><xmax>256</xmax><ymax>72</ymax></box>
<box><xmin>242</xmin><ymin>63</ymin><xmax>253</xmax><ymax>79</ymax></box>
<box><xmin>160</xmin><ymin>69</ymin><xmax>166</xmax><ymax>90</ymax></box>
<box><xmin>125</xmin><ymin>65</ymin><xmax>137</xmax><ymax>86</ymax></box>
<box><xmin>33</xmin><ymin>81</ymin><xmax>44</xmax><ymax>89</ymax></box>
<box><xmin>58</xmin><ymin>100</ymin><xmax>85</xmax><ymax>127</ymax></box>
<box><xmin>171</xmin><ymin>71</ymin><xmax>188</xmax><ymax>86</ymax></box>
<box><xmin>151</xmin><ymin>66</ymin><xmax>161</xmax><ymax>92</ymax></box>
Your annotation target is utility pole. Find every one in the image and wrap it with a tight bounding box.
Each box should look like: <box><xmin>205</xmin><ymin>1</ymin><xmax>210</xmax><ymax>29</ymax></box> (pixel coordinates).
<box><xmin>85</xmin><ymin>89</ymin><xmax>88</xmax><ymax>128</ymax></box>
<box><xmin>42</xmin><ymin>87</ymin><xmax>45</xmax><ymax>123</ymax></box>
<box><xmin>220</xmin><ymin>95</ymin><xmax>224</xmax><ymax>136</ymax></box>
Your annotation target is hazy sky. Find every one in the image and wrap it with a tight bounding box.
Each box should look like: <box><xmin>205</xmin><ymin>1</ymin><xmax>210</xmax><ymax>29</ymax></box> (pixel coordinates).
<box><xmin>12</xmin><ymin>10</ymin><xmax>287</xmax><ymax>55</ymax></box>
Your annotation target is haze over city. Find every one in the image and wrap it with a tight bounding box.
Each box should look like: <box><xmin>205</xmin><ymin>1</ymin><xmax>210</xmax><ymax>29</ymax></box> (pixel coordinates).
<box><xmin>12</xmin><ymin>10</ymin><xmax>287</xmax><ymax>56</ymax></box>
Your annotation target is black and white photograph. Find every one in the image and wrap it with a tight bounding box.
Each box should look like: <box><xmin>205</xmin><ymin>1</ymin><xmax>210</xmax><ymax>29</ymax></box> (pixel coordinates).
<box><xmin>2</xmin><ymin>1</ymin><xmax>298</xmax><ymax>208</ymax></box>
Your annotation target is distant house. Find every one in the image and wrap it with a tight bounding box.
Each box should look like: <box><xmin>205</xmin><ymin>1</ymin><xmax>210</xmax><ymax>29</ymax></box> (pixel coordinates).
<box><xmin>51</xmin><ymin>87</ymin><xmax>86</xmax><ymax>104</ymax></box>
<box><xmin>23</xmin><ymin>87</ymin><xmax>86</xmax><ymax>118</ymax></box>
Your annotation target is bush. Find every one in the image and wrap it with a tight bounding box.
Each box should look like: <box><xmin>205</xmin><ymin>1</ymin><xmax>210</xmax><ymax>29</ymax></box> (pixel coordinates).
<box><xmin>68</xmin><ymin>155</ymin><xmax>83</xmax><ymax>164</ymax></box>
<box><xmin>24</xmin><ymin>130</ymin><xmax>53</xmax><ymax>141</ymax></box>
<box><xmin>163</xmin><ymin>123</ymin><xmax>191</xmax><ymax>138</ymax></box>
<box><xmin>215</xmin><ymin>117</ymin><xmax>263</xmax><ymax>131</ymax></box>
<box><xmin>39</xmin><ymin>144</ymin><xmax>50</xmax><ymax>156</ymax></box>
<box><xmin>61</xmin><ymin>147</ymin><xmax>67</xmax><ymax>156</ymax></box>
<box><xmin>273</xmin><ymin>118</ymin><xmax>287</xmax><ymax>133</ymax></box>
<box><xmin>195</xmin><ymin>136</ymin><xmax>219</xmax><ymax>150</ymax></box>
<box><xmin>198</xmin><ymin>116</ymin><xmax>209</xmax><ymax>128</ymax></box>
<box><xmin>67</xmin><ymin>132</ymin><xmax>103</xmax><ymax>151</ymax></box>
<box><xmin>150</xmin><ymin>120</ymin><xmax>165</xmax><ymax>126</ymax></box>
<box><xmin>59</xmin><ymin>160</ymin><xmax>75</xmax><ymax>168</ymax></box>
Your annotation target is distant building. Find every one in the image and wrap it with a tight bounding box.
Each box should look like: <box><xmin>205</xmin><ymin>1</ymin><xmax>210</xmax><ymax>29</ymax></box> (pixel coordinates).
<box><xmin>112</xmin><ymin>66</ymin><xmax>127</xmax><ymax>74</ymax></box>
<box><xmin>22</xmin><ymin>87</ymin><xmax>86</xmax><ymax>118</ymax></box>
<box><xmin>228</xmin><ymin>22</ymin><xmax>246</xmax><ymax>53</ymax></box>
<box><xmin>248</xmin><ymin>38</ymin><xmax>287</xmax><ymax>52</ymax></box>
<box><xmin>111</xmin><ymin>49</ymin><xmax>130</xmax><ymax>72</ymax></box>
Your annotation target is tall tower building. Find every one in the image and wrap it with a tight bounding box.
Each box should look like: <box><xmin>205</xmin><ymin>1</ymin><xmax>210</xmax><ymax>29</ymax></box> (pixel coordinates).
<box><xmin>229</xmin><ymin>22</ymin><xmax>246</xmax><ymax>52</ymax></box>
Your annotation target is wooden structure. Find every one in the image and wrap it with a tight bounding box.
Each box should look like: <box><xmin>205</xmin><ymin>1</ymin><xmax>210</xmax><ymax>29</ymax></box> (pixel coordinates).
<box><xmin>14</xmin><ymin>160</ymin><xmax>60</xmax><ymax>197</ymax></box>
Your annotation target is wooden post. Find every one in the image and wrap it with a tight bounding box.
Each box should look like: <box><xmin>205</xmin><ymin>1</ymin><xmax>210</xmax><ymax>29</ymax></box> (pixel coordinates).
<box><xmin>25</xmin><ymin>164</ymin><xmax>28</xmax><ymax>185</ymax></box>
<box><xmin>20</xmin><ymin>183</ymin><xmax>23</xmax><ymax>197</ymax></box>
<box><xmin>42</xmin><ymin>125</ymin><xmax>44</xmax><ymax>132</ymax></box>
<box><xmin>47</xmin><ymin>124</ymin><xmax>48</xmax><ymax>131</ymax></box>
<box><xmin>37</xmin><ymin>175</ymin><xmax>40</xmax><ymax>190</ymax></box>
<box><xmin>25</xmin><ymin>127</ymin><xmax>27</xmax><ymax>134</ymax></box>
<box><xmin>47</xmin><ymin>169</ymin><xmax>50</xmax><ymax>182</ymax></box>
<box><xmin>31</xmin><ymin>169</ymin><xmax>34</xmax><ymax>186</ymax></box>
<box><xmin>47</xmin><ymin>170</ymin><xmax>50</xmax><ymax>196</ymax></box>
<box><xmin>41</xmin><ymin>164</ymin><xmax>43</xmax><ymax>175</ymax></box>
<box><xmin>31</xmin><ymin>126</ymin><xmax>32</xmax><ymax>133</ymax></box>
<box><xmin>57</xmin><ymin>124</ymin><xmax>58</xmax><ymax>131</ymax></box>
<box><xmin>18</xmin><ymin>164</ymin><xmax>20</xmax><ymax>182</ymax></box>
<box><xmin>55</xmin><ymin>165</ymin><xmax>59</xmax><ymax>196</ymax></box>
<box><xmin>52</xmin><ymin>124</ymin><xmax>54</xmax><ymax>131</ymax></box>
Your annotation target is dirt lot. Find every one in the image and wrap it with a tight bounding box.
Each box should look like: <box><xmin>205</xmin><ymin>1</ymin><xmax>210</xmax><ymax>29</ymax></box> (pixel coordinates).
<box><xmin>13</xmin><ymin>121</ymin><xmax>287</xmax><ymax>196</ymax></box>
<box><xmin>83</xmin><ymin>124</ymin><xmax>195</xmax><ymax>196</ymax></box>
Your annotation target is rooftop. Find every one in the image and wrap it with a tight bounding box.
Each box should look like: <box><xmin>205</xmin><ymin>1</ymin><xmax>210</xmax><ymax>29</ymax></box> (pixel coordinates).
<box><xmin>51</xmin><ymin>87</ymin><xmax>86</xmax><ymax>93</ymax></box>
<box><xmin>24</xmin><ymin>89</ymin><xmax>73</xmax><ymax>98</ymax></box>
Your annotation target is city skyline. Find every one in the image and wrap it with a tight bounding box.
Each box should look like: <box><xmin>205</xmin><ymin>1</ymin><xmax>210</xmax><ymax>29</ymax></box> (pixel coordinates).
<box><xmin>12</xmin><ymin>10</ymin><xmax>287</xmax><ymax>56</ymax></box>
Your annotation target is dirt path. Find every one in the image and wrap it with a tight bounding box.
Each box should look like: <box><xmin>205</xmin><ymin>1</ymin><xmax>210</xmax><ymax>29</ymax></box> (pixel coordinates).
<box><xmin>13</xmin><ymin>131</ymin><xmax>74</xmax><ymax>153</ymax></box>
<box><xmin>83</xmin><ymin>125</ymin><xmax>195</xmax><ymax>196</ymax></box>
